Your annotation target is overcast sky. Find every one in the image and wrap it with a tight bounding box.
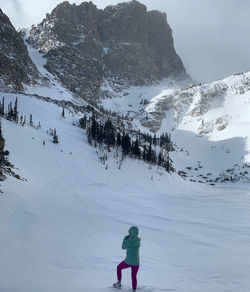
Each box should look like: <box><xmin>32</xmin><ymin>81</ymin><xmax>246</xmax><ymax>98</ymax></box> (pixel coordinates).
<box><xmin>1</xmin><ymin>0</ymin><xmax>250</xmax><ymax>83</ymax></box>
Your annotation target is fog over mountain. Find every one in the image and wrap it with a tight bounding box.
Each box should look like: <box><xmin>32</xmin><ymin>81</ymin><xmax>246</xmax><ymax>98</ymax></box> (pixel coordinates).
<box><xmin>1</xmin><ymin>0</ymin><xmax>250</xmax><ymax>83</ymax></box>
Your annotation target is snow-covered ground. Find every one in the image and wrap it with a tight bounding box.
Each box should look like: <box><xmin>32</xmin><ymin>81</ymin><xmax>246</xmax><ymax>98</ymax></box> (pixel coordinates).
<box><xmin>0</xmin><ymin>92</ymin><xmax>250</xmax><ymax>292</ymax></box>
<box><xmin>100</xmin><ymin>71</ymin><xmax>250</xmax><ymax>183</ymax></box>
<box><xmin>24</xmin><ymin>43</ymin><xmax>77</xmax><ymax>103</ymax></box>
<box><xmin>101</xmin><ymin>78</ymin><xmax>190</xmax><ymax>119</ymax></box>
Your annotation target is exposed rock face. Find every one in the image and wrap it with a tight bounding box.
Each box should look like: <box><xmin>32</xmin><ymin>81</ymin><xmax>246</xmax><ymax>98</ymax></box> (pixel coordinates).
<box><xmin>0</xmin><ymin>9</ymin><xmax>39</xmax><ymax>90</ymax></box>
<box><xmin>139</xmin><ymin>71</ymin><xmax>250</xmax><ymax>134</ymax></box>
<box><xmin>28</xmin><ymin>1</ymin><xmax>187</xmax><ymax>101</ymax></box>
<box><xmin>100</xmin><ymin>1</ymin><xmax>186</xmax><ymax>84</ymax></box>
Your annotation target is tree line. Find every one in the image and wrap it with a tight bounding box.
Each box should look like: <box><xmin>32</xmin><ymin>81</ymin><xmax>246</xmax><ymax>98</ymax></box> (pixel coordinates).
<box><xmin>80</xmin><ymin>113</ymin><xmax>173</xmax><ymax>172</ymax></box>
<box><xmin>1</xmin><ymin>96</ymin><xmax>59</xmax><ymax>144</ymax></box>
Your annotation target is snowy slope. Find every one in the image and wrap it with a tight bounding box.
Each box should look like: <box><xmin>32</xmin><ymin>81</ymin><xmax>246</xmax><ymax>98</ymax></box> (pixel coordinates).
<box><xmin>100</xmin><ymin>71</ymin><xmax>250</xmax><ymax>183</ymax></box>
<box><xmin>100</xmin><ymin>78</ymin><xmax>190</xmax><ymax>120</ymax></box>
<box><xmin>0</xmin><ymin>92</ymin><xmax>250</xmax><ymax>292</ymax></box>
<box><xmin>24</xmin><ymin>44</ymin><xmax>75</xmax><ymax>102</ymax></box>
<box><xmin>167</xmin><ymin>72</ymin><xmax>250</xmax><ymax>182</ymax></box>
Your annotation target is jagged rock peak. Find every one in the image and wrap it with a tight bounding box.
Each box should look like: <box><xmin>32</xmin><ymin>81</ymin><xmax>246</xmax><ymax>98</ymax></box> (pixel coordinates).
<box><xmin>28</xmin><ymin>1</ymin><xmax>188</xmax><ymax>100</ymax></box>
<box><xmin>0</xmin><ymin>8</ymin><xmax>39</xmax><ymax>91</ymax></box>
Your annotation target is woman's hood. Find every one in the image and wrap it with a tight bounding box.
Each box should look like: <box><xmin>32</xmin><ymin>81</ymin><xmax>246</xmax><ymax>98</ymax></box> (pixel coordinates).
<box><xmin>128</xmin><ymin>226</ymin><xmax>139</xmax><ymax>237</ymax></box>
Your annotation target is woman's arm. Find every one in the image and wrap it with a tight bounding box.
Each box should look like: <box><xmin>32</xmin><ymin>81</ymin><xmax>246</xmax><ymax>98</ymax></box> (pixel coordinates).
<box><xmin>122</xmin><ymin>235</ymin><xmax>130</xmax><ymax>249</ymax></box>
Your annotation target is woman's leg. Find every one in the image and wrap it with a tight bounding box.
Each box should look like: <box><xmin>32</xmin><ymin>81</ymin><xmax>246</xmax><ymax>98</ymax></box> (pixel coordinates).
<box><xmin>117</xmin><ymin>261</ymin><xmax>130</xmax><ymax>282</ymax></box>
<box><xmin>131</xmin><ymin>265</ymin><xmax>139</xmax><ymax>290</ymax></box>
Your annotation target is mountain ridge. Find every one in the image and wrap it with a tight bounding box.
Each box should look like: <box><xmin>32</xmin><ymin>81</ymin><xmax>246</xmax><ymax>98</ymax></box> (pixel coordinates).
<box><xmin>27</xmin><ymin>0</ymin><xmax>188</xmax><ymax>101</ymax></box>
<box><xmin>0</xmin><ymin>8</ymin><xmax>39</xmax><ymax>90</ymax></box>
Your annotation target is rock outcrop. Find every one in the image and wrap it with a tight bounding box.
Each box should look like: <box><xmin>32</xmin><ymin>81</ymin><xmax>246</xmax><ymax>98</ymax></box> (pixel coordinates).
<box><xmin>0</xmin><ymin>9</ymin><xmax>39</xmax><ymax>91</ymax></box>
<box><xmin>28</xmin><ymin>1</ymin><xmax>187</xmax><ymax>101</ymax></box>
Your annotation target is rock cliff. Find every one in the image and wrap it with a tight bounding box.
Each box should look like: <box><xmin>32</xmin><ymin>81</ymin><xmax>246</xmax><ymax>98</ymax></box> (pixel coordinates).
<box><xmin>28</xmin><ymin>1</ymin><xmax>187</xmax><ymax>101</ymax></box>
<box><xmin>0</xmin><ymin>9</ymin><xmax>39</xmax><ymax>90</ymax></box>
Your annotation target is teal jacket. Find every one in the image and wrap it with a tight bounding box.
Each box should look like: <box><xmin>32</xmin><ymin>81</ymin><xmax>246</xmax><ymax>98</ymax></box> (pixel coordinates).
<box><xmin>122</xmin><ymin>226</ymin><xmax>140</xmax><ymax>266</ymax></box>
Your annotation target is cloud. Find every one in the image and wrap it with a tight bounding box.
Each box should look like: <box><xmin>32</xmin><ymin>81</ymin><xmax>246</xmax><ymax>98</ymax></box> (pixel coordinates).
<box><xmin>9</xmin><ymin>0</ymin><xmax>22</xmax><ymax>10</ymax></box>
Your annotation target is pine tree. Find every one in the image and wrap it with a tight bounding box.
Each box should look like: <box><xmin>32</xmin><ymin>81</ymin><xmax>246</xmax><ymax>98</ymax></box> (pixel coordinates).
<box><xmin>22</xmin><ymin>115</ymin><xmax>26</xmax><ymax>126</ymax></box>
<box><xmin>132</xmin><ymin>139</ymin><xmax>141</xmax><ymax>158</ymax></box>
<box><xmin>117</xmin><ymin>132</ymin><xmax>121</xmax><ymax>147</ymax></box>
<box><xmin>7</xmin><ymin>102</ymin><xmax>14</xmax><ymax>120</ymax></box>
<box><xmin>142</xmin><ymin>145</ymin><xmax>147</xmax><ymax>160</ymax></box>
<box><xmin>79</xmin><ymin>115</ymin><xmax>87</xmax><ymax>129</ymax></box>
<box><xmin>14</xmin><ymin>97</ymin><xmax>18</xmax><ymax>123</ymax></box>
<box><xmin>1</xmin><ymin>97</ymin><xmax>4</xmax><ymax>116</ymax></box>
<box><xmin>121</xmin><ymin>133</ymin><xmax>131</xmax><ymax>154</ymax></box>
<box><xmin>53</xmin><ymin>129</ymin><xmax>59</xmax><ymax>144</ymax></box>
<box><xmin>30</xmin><ymin>114</ymin><xmax>33</xmax><ymax>126</ymax></box>
<box><xmin>91</xmin><ymin>113</ymin><xmax>97</xmax><ymax>140</ymax></box>
<box><xmin>62</xmin><ymin>108</ymin><xmax>65</xmax><ymax>118</ymax></box>
<box><xmin>146</xmin><ymin>142</ymin><xmax>152</xmax><ymax>161</ymax></box>
<box><xmin>0</xmin><ymin>121</ymin><xmax>2</xmax><ymax>138</ymax></box>
<box><xmin>104</xmin><ymin>119</ymin><xmax>115</xmax><ymax>146</ymax></box>
<box><xmin>153</xmin><ymin>134</ymin><xmax>157</xmax><ymax>146</ymax></box>
<box><xmin>0</xmin><ymin>121</ymin><xmax>4</xmax><ymax>162</ymax></box>
<box><xmin>87</xmin><ymin>127</ymin><xmax>92</xmax><ymax>145</ymax></box>
<box><xmin>158</xmin><ymin>152</ymin><xmax>163</xmax><ymax>166</ymax></box>
<box><xmin>165</xmin><ymin>159</ymin><xmax>170</xmax><ymax>172</ymax></box>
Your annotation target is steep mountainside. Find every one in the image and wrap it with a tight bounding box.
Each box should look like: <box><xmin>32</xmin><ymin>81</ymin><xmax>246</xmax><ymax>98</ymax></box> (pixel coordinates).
<box><xmin>27</xmin><ymin>0</ymin><xmax>187</xmax><ymax>101</ymax></box>
<box><xmin>97</xmin><ymin>70</ymin><xmax>250</xmax><ymax>183</ymax></box>
<box><xmin>139</xmin><ymin>71</ymin><xmax>250</xmax><ymax>134</ymax></box>
<box><xmin>129</xmin><ymin>71</ymin><xmax>250</xmax><ymax>183</ymax></box>
<box><xmin>0</xmin><ymin>9</ymin><xmax>39</xmax><ymax>90</ymax></box>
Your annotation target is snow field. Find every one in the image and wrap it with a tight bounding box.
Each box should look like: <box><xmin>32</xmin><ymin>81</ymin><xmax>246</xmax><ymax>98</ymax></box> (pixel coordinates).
<box><xmin>0</xmin><ymin>93</ymin><xmax>250</xmax><ymax>292</ymax></box>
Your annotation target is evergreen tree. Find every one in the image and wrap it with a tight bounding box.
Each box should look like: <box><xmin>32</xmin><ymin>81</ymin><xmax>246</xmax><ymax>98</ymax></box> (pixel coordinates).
<box><xmin>146</xmin><ymin>142</ymin><xmax>152</xmax><ymax>161</ymax></box>
<box><xmin>79</xmin><ymin>115</ymin><xmax>87</xmax><ymax>129</ymax></box>
<box><xmin>30</xmin><ymin>114</ymin><xmax>33</xmax><ymax>126</ymax></box>
<box><xmin>152</xmin><ymin>150</ymin><xmax>156</xmax><ymax>164</ymax></box>
<box><xmin>87</xmin><ymin>127</ymin><xmax>92</xmax><ymax>145</ymax></box>
<box><xmin>153</xmin><ymin>134</ymin><xmax>157</xmax><ymax>146</ymax></box>
<box><xmin>62</xmin><ymin>108</ymin><xmax>65</xmax><ymax>118</ymax></box>
<box><xmin>121</xmin><ymin>133</ymin><xmax>131</xmax><ymax>154</ymax></box>
<box><xmin>97</xmin><ymin>122</ymin><xmax>104</xmax><ymax>144</ymax></box>
<box><xmin>7</xmin><ymin>102</ymin><xmax>14</xmax><ymax>120</ymax></box>
<box><xmin>53</xmin><ymin>129</ymin><xmax>59</xmax><ymax>144</ymax></box>
<box><xmin>165</xmin><ymin>159</ymin><xmax>170</xmax><ymax>172</ymax></box>
<box><xmin>22</xmin><ymin>115</ymin><xmax>26</xmax><ymax>126</ymax></box>
<box><xmin>104</xmin><ymin>119</ymin><xmax>115</xmax><ymax>146</ymax></box>
<box><xmin>142</xmin><ymin>145</ymin><xmax>147</xmax><ymax>160</ymax></box>
<box><xmin>117</xmin><ymin>132</ymin><xmax>121</xmax><ymax>147</ymax></box>
<box><xmin>91</xmin><ymin>113</ymin><xmax>97</xmax><ymax>140</ymax></box>
<box><xmin>14</xmin><ymin>97</ymin><xmax>18</xmax><ymax>123</ymax></box>
<box><xmin>132</xmin><ymin>139</ymin><xmax>141</xmax><ymax>158</ymax></box>
<box><xmin>1</xmin><ymin>97</ymin><xmax>4</xmax><ymax>116</ymax></box>
<box><xmin>158</xmin><ymin>152</ymin><xmax>163</xmax><ymax>166</ymax></box>
<box><xmin>0</xmin><ymin>121</ymin><xmax>2</xmax><ymax>138</ymax></box>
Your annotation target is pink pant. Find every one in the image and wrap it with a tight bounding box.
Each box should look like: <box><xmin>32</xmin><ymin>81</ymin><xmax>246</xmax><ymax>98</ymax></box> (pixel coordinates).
<box><xmin>117</xmin><ymin>261</ymin><xmax>139</xmax><ymax>290</ymax></box>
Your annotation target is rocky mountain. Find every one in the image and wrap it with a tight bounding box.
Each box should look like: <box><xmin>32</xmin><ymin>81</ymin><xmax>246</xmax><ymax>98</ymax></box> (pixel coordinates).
<box><xmin>27</xmin><ymin>0</ymin><xmax>187</xmax><ymax>101</ymax></box>
<box><xmin>137</xmin><ymin>71</ymin><xmax>250</xmax><ymax>134</ymax></box>
<box><xmin>0</xmin><ymin>9</ymin><xmax>39</xmax><ymax>91</ymax></box>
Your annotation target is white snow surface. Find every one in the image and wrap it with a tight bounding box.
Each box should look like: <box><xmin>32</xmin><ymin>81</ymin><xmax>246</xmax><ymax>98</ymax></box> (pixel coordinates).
<box><xmin>24</xmin><ymin>43</ymin><xmax>77</xmax><ymax>102</ymax></box>
<box><xmin>101</xmin><ymin>72</ymin><xmax>250</xmax><ymax>181</ymax></box>
<box><xmin>100</xmin><ymin>78</ymin><xmax>189</xmax><ymax>120</ymax></box>
<box><xmin>0</xmin><ymin>92</ymin><xmax>250</xmax><ymax>292</ymax></box>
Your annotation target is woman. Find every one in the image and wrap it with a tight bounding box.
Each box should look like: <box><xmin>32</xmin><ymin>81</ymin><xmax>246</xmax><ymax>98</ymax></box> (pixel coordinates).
<box><xmin>113</xmin><ymin>226</ymin><xmax>141</xmax><ymax>292</ymax></box>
